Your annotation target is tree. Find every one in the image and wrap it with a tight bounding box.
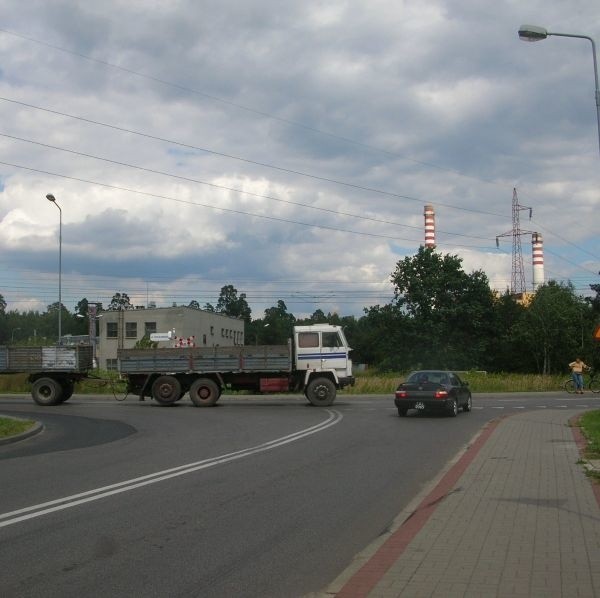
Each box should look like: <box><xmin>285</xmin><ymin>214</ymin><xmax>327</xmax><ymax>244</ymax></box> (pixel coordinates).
<box><xmin>0</xmin><ymin>293</ymin><xmax>6</xmax><ymax>315</ymax></box>
<box><xmin>108</xmin><ymin>292</ymin><xmax>133</xmax><ymax>311</ymax></box>
<box><xmin>513</xmin><ymin>281</ymin><xmax>590</xmax><ymax>374</ymax></box>
<box><xmin>262</xmin><ymin>300</ymin><xmax>296</xmax><ymax>344</ymax></box>
<box><xmin>215</xmin><ymin>285</ymin><xmax>252</xmax><ymax>322</ymax></box>
<box><xmin>389</xmin><ymin>246</ymin><xmax>496</xmax><ymax>369</ymax></box>
<box><xmin>188</xmin><ymin>300</ymin><xmax>201</xmax><ymax>310</ymax></box>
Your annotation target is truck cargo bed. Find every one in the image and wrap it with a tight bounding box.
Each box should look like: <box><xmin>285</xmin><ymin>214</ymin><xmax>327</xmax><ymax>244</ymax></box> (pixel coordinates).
<box><xmin>118</xmin><ymin>344</ymin><xmax>292</xmax><ymax>374</ymax></box>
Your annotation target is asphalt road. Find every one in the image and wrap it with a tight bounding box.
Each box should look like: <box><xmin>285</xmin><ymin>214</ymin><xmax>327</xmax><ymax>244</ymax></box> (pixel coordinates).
<box><xmin>1</xmin><ymin>391</ymin><xmax>599</xmax><ymax>597</ymax></box>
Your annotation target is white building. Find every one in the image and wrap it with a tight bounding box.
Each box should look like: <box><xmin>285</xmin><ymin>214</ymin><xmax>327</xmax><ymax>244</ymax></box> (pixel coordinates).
<box><xmin>96</xmin><ymin>306</ymin><xmax>245</xmax><ymax>370</ymax></box>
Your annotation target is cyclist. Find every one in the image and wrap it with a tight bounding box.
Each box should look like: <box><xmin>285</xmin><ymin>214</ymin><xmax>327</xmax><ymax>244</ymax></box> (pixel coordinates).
<box><xmin>569</xmin><ymin>357</ymin><xmax>590</xmax><ymax>394</ymax></box>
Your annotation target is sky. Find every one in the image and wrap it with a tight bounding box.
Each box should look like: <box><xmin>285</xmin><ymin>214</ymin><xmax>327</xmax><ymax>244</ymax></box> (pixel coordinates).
<box><xmin>0</xmin><ymin>0</ymin><xmax>598</xmax><ymax>320</ymax></box>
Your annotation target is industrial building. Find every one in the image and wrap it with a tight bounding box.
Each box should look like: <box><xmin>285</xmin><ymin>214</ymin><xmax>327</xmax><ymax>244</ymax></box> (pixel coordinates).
<box><xmin>96</xmin><ymin>306</ymin><xmax>245</xmax><ymax>370</ymax></box>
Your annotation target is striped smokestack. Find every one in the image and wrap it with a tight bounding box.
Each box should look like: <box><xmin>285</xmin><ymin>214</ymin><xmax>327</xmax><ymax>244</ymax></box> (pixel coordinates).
<box><xmin>532</xmin><ymin>232</ymin><xmax>544</xmax><ymax>290</ymax></box>
<box><xmin>424</xmin><ymin>204</ymin><xmax>435</xmax><ymax>248</ymax></box>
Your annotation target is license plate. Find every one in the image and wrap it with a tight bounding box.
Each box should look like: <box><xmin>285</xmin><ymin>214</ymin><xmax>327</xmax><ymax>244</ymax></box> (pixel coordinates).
<box><xmin>415</xmin><ymin>402</ymin><xmax>425</xmax><ymax>410</ymax></box>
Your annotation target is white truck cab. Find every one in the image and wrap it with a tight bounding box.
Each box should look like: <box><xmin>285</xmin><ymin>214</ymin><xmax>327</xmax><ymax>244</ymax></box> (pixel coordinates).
<box><xmin>293</xmin><ymin>324</ymin><xmax>354</xmax><ymax>391</ymax></box>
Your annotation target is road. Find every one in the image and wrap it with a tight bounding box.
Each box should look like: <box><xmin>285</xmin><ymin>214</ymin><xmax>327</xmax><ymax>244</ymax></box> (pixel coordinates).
<box><xmin>1</xmin><ymin>392</ymin><xmax>599</xmax><ymax>597</ymax></box>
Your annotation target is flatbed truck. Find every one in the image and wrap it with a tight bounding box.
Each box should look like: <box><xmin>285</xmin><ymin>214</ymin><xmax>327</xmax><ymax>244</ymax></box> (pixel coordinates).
<box><xmin>119</xmin><ymin>324</ymin><xmax>354</xmax><ymax>406</ymax></box>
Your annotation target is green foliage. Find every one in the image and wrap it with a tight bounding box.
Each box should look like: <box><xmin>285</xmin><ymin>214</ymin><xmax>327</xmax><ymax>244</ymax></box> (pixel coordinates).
<box><xmin>578</xmin><ymin>411</ymin><xmax>600</xmax><ymax>459</ymax></box>
<box><xmin>108</xmin><ymin>292</ymin><xmax>133</xmax><ymax>311</ymax></box>
<box><xmin>512</xmin><ymin>281</ymin><xmax>590</xmax><ymax>374</ymax></box>
<box><xmin>216</xmin><ymin>285</ymin><xmax>252</xmax><ymax>322</ymax></box>
<box><xmin>134</xmin><ymin>334</ymin><xmax>158</xmax><ymax>349</ymax></box>
<box><xmin>373</xmin><ymin>246</ymin><xmax>497</xmax><ymax>371</ymax></box>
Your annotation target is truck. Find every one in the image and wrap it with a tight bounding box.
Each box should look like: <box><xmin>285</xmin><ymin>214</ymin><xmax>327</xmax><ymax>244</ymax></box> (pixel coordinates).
<box><xmin>119</xmin><ymin>324</ymin><xmax>354</xmax><ymax>406</ymax></box>
<box><xmin>0</xmin><ymin>344</ymin><xmax>94</xmax><ymax>406</ymax></box>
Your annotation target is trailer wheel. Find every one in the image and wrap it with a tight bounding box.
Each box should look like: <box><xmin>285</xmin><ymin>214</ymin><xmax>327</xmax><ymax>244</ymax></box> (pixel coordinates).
<box><xmin>58</xmin><ymin>380</ymin><xmax>75</xmax><ymax>403</ymax></box>
<box><xmin>151</xmin><ymin>376</ymin><xmax>182</xmax><ymax>405</ymax></box>
<box><xmin>189</xmin><ymin>378</ymin><xmax>220</xmax><ymax>407</ymax></box>
<box><xmin>31</xmin><ymin>377</ymin><xmax>63</xmax><ymax>406</ymax></box>
<box><xmin>305</xmin><ymin>377</ymin><xmax>336</xmax><ymax>406</ymax></box>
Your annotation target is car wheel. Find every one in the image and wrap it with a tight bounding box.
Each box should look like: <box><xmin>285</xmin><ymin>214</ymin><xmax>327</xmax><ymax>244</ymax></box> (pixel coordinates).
<box><xmin>463</xmin><ymin>394</ymin><xmax>472</xmax><ymax>412</ymax></box>
<box><xmin>447</xmin><ymin>398</ymin><xmax>458</xmax><ymax>417</ymax></box>
<box><xmin>397</xmin><ymin>407</ymin><xmax>408</xmax><ymax>417</ymax></box>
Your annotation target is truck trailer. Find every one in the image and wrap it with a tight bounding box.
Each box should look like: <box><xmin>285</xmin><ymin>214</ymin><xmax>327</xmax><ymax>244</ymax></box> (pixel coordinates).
<box><xmin>0</xmin><ymin>344</ymin><xmax>93</xmax><ymax>405</ymax></box>
<box><xmin>119</xmin><ymin>324</ymin><xmax>354</xmax><ymax>406</ymax></box>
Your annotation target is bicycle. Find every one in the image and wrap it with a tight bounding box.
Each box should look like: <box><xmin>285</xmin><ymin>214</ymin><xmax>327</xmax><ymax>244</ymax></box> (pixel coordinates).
<box><xmin>564</xmin><ymin>369</ymin><xmax>600</xmax><ymax>394</ymax></box>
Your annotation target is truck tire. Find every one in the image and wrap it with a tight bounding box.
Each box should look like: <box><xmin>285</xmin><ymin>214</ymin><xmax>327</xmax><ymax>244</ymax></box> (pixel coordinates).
<box><xmin>151</xmin><ymin>376</ymin><xmax>182</xmax><ymax>405</ymax></box>
<box><xmin>306</xmin><ymin>377</ymin><xmax>336</xmax><ymax>406</ymax></box>
<box><xmin>189</xmin><ymin>378</ymin><xmax>220</xmax><ymax>407</ymax></box>
<box><xmin>31</xmin><ymin>377</ymin><xmax>63</xmax><ymax>406</ymax></box>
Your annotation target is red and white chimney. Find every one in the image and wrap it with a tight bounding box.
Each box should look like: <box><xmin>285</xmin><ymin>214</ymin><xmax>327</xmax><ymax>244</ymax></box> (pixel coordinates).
<box><xmin>424</xmin><ymin>204</ymin><xmax>435</xmax><ymax>248</ymax></box>
<box><xmin>532</xmin><ymin>232</ymin><xmax>544</xmax><ymax>290</ymax></box>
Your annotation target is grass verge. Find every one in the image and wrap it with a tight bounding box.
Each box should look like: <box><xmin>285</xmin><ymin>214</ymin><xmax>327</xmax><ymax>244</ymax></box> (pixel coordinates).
<box><xmin>576</xmin><ymin>411</ymin><xmax>600</xmax><ymax>482</ymax></box>
<box><xmin>0</xmin><ymin>416</ymin><xmax>36</xmax><ymax>439</ymax></box>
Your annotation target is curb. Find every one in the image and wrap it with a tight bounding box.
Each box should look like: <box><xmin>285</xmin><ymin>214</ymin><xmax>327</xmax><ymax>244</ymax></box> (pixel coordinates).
<box><xmin>0</xmin><ymin>415</ymin><xmax>43</xmax><ymax>446</ymax></box>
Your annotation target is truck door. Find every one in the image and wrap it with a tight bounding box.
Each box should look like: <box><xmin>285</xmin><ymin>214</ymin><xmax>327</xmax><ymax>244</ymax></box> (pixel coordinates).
<box><xmin>319</xmin><ymin>330</ymin><xmax>347</xmax><ymax>371</ymax></box>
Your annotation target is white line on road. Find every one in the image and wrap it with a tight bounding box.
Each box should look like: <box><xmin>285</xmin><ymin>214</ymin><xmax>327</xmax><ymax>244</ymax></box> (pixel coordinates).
<box><xmin>0</xmin><ymin>409</ymin><xmax>343</xmax><ymax>529</ymax></box>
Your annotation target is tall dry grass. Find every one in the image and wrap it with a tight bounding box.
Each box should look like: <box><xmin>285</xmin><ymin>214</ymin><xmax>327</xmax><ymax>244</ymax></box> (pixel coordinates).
<box><xmin>347</xmin><ymin>370</ymin><xmax>567</xmax><ymax>394</ymax></box>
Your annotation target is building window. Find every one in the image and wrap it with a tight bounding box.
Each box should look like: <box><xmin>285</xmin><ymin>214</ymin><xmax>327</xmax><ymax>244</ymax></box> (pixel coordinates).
<box><xmin>106</xmin><ymin>358</ymin><xmax>118</xmax><ymax>371</ymax></box>
<box><xmin>210</xmin><ymin>326</ymin><xmax>214</xmax><ymax>335</ymax></box>
<box><xmin>145</xmin><ymin>322</ymin><xmax>157</xmax><ymax>335</ymax></box>
<box><xmin>202</xmin><ymin>334</ymin><xmax>207</xmax><ymax>345</ymax></box>
<box><xmin>125</xmin><ymin>322</ymin><xmax>137</xmax><ymax>339</ymax></box>
<box><xmin>221</xmin><ymin>328</ymin><xmax>224</xmax><ymax>337</ymax></box>
<box><xmin>106</xmin><ymin>322</ymin><xmax>118</xmax><ymax>338</ymax></box>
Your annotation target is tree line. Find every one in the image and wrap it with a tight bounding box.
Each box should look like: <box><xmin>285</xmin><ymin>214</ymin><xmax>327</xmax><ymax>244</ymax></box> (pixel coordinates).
<box><xmin>1</xmin><ymin>247</ymin><xmax>598</xmax><ymax>374</ymax></box>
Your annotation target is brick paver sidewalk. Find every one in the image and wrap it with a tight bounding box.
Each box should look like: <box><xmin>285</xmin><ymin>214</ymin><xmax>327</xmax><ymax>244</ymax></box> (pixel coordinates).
<box><xmin>328</xmin><ymin>409</ymin><xmax>600</xmax><ymax>598</ymax></box>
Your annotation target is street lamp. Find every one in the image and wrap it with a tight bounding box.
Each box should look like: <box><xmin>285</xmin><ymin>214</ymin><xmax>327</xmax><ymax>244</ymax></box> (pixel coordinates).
<box><xmin>46</xmin><ymin>193</ymin><xmax>62</xmax><ymax>344</ymax></box>
<box><xmin>518</xmin><ymin>24</ymin><xmax>600</xmax><ymax>157</ymax></box>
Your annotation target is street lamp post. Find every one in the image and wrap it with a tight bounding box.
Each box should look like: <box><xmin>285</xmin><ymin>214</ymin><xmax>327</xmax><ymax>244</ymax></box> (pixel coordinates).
<box><xmin>46</xmin><ymin>193</ymin><xmax>62</xmax><ymax>344</ymax></box>
<box><xmin>518</xmin><ymin>24</ymin><xmax>600</xmax><ymax>157</ymax></box>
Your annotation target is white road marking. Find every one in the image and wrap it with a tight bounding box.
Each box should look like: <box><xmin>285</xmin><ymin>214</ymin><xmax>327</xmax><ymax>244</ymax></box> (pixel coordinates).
<box><xmin>0</xmin><ymin>409</ymin><xmax>343</xmax><ymax>529</ymax></box>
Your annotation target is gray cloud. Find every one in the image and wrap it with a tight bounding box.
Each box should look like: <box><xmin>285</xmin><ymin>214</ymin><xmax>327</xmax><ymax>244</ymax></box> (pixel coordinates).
<box><xmin>0</xmin><ymin>0</ymin><xmax>598</xmax><ymax>317</ymax></box>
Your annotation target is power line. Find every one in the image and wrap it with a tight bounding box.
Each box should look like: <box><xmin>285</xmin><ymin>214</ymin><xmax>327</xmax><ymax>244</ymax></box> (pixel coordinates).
<box><xmin>0</xmin><ymin>27</ymin><xmax>502</xmax><ymax>187</ymax></box>
<box><xmin>0</xmin><ymin>158</ymin><xmax>500</xmax><ymax>249</ymax></box>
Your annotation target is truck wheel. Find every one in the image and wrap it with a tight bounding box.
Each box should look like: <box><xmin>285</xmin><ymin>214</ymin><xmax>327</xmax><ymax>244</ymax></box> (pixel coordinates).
<box><xmin>151</xmin><ymin>376</ymin><xmax>182</xmax><ymax>405</ymax></box>
<box><xmin>189</xmin><ymin>378</ymin><xmax>220</xmax><ymax>407</ymax></box>
<box><xmin>306</xmin><ymin>378</ymin><xmax>336</xmax><ymax>406</ymax></box>
<box><xmin>31</xmin><ymin>377</ymin><xmax>63</xmax><ymax>406</ymax></box>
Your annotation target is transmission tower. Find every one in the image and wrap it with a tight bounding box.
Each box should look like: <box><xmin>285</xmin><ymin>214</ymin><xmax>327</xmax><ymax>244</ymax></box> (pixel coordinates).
<box><xmin>496</xmin><ymin>188</ymin><xmax>533</xmax><ymax>295</ymax></box>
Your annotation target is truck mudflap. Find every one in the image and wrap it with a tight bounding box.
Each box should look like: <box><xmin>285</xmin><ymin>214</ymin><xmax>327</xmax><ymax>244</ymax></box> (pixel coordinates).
<box><xmin>338</xmin><ymin>375</ymin><xmax>355</xmax><ymax>389</ymax></box>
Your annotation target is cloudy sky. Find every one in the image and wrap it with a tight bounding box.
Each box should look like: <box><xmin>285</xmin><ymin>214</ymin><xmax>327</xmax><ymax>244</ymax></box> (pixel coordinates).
<box><xmin>1</xmin><ymin>0</ymin><xmax>598</xmax><ymax>320</ymax></box>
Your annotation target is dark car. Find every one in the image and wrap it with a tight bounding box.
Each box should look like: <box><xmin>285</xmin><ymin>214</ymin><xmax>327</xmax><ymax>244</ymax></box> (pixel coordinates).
<box><xmin>394</xmin><ymin>370</ymin><xmax>472</xmax><ymax>417</ymax></box>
